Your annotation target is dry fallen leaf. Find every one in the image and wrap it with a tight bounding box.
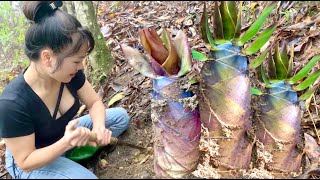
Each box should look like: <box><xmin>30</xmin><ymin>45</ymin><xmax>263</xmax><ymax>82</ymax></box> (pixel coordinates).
<box><xmin>100</xmin><ymin>25</ymin><xmax>113</xmax><ymax>38</ymax></box>
<box><xmin>99</xmin><ymin>159</ymin><xmax>109</xmax><ymax>169</ymax></box>
<box><xmin>107</xmin><ymin>92</ymin><xmax>127</xmax><ymax>107</ymax></box>
<box><xmin>175</xmin><ymin>17</ymin><xmax>185</xmax><ymax>24</ymax></box>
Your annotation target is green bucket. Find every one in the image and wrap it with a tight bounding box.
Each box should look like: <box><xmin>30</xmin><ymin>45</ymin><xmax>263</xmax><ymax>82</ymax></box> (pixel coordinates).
<box><xmin>66</xmin><ymin>145</ymin><xmax>103</xmax><ymax>162</ymax></box>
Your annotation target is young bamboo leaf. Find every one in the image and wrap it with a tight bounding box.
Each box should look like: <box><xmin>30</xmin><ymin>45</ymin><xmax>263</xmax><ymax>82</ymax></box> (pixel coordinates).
<box><xmin>233</xmin><ymin>1</ymin><xmax>243</xmax><ymax>40</ymax></box>
<box><xmin>220</xmin><ymin>1</ymin><xmax>236</xmax><ymax>40</ymax></box>
<box><xmin>257</xmin><ymin>64</ymin><xmax>270</xmax><ymax>85</ymax></box>
<box><xmin>139</xmin><ymin>29</ymin><xmax>151</xmax><ymax>54</ymax></box>
<box><xmin>192</xmin><ymin>49</ymin><xmax>208</xmax><ymax>61</ymax></box>
<box><xmin>251</xmin><ymin>87</ymin><xmax>263</xmax><ymax>95</ymax></box>
<box><xmin>144</xmin><ymin>28</ymin><xmax>169</xmax><ymax>64</ymax></box>
<box><xmin>147</xmin><ymin>54</ymin><xmax>169</xmax><ymax>76</ymax></box>
<box><xmin>200</xmin><ymin>3</ymin><xmax>209</xmax><ymax>44</ymax></box>
<box><xmin>213</xmin><ymin>1</ymin><xmax>224</xmax><ymax>41</ymax></box>
<box><xmin>280</xmin><ymin>41</ymin><xmax>289</xmax><ymax>70</ymax></box>
<box><xmin>244</xmin><ymin>24</ymin><xmax>276</xmax><ymax>55</ymax></box>
<box><xmin>256</xmin><ymin>64</ymin><xmax>263</xmax><ymax>82</ymax></box>
<box><xmin>149</xmin><ymin>27</ymin><xmax>164</xmax><ymax>45</ymax></box>
<box><xmin>141</xmin><ymin>28</ymin><xmax>169</xmax><ymax>65</ymax></box>
<box><xmin>161</xmin><ymin>28</ymin><xmax>170</xmax><ymax>50</ymax></box>
<box><xmin>200</xmin><ymin>3</ymin><xmax>216</xmax><ymax>48</ymax></box>
<box><xmin>294</xmin><ymin>71</ymin><xmax>320</xmax><ymax>91</ymax></box>
<box><xmin>249</xmin><ymin>46</ymin><xmax>269</xmax><ymax>69</ymax></box>
<box><xmin>227</xmin><ymin>1</ymin><xmax>237</xmax><ymax>23</ymax></box>
<box><xmin>161</xmin><ymin>29</ymin><xmax>180</xmax><ymax>75</ymax></box>
<box><xmin>288</xmin><ymin>55</ymin><xmax>320</xmax><ymax>84</ymax></box>
<box><xmin>299</xmin><ymin>85</ymin><xmax>319</xmax><ymax>101</ymax></box>
<box><xmin>286</xmin><ymin>44</ymin><xmax>294</xmax><ymax>78</ymax></box>
<box><xmin>121</xmin><ymin>44</ymin><xmax>158</xmax><ymax>79</ymax></box>
<box><xmin>238</xmin><ymin>2</ymin><xmax>277</xmax><ymax>46</ymax></box>
<box><xmin>267</xmin><ymin>51</ymin><xmax>277</xmax><ymax>79</ymax></box>
<box><xmin>273</xmin><ymin>41</ymin><xmax>288</xmax><ymax>80</ymax></box>
<box><xmin>174</xmin><ymin>30</ymin><xmax>192</xmax><ymax>77</ymax></box>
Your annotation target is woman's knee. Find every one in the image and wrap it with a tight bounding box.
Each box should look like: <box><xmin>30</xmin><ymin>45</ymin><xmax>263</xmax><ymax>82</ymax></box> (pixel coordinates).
<box><xmin>106</xmin><ymin>107</ymin><xmax>130</xmax><ymax>130</ymax></box>
<box><xmin>20</xmin><ymin>157</ymin><xmax>98</xmax><ymax>179</ymax></box>
<box><xmin>118</xmin><ymin>107</ymin><xmax>130</xmax><ymax>129</ymax></box>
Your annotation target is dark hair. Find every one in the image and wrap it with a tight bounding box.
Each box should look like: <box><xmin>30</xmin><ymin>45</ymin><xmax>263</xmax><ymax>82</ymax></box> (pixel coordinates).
<box><xmin>23</xmin><ymin>1</ymin><xmax>95</xmax><ymax>72</ymax></box>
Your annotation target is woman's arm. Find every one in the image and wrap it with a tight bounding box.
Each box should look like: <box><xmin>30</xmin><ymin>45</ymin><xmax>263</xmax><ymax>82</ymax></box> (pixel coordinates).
<box><xmin>77</xmin><ymin>79</ymin><xmax>111</xmax><ymax>146</ymax></box>
<box><xmin>4</xmin><ymin>119</ymin><xmax>90</xmax><ymax>172</ymax></box>
<box><xmin>4</xmin><ymin>134</ymin><xmax>69</xmax><ymax>172</ymax></box>
<box><xmin>77</xmin><ymin>79</ymin><xmax>105</xmax><ymax>129</ymax></box>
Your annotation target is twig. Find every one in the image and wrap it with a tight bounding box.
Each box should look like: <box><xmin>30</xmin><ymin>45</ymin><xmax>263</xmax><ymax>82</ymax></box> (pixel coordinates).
<box><xmin>307</xmin><ymin>106</ymin><xmax>320</xmax><ymax>144</ymax></box>
<box><xmin>0</xmin><ymin>171</ymin><xmax>8</xmax><ymax>179</ymax></box>
<box><xmin>138</xmin><ymin>154</ymin><xmax>151</xmax><ymax>165</ymax></box>
<box><xmin>314</xmin><ymin>95</ymin><xmax>319</xmax><ymax>115</ymax></box>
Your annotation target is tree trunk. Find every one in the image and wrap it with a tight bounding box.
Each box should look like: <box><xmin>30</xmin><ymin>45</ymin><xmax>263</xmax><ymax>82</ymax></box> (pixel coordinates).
<box><xmin>63</xmin><ymin>1</ymin><xmax>75</xmax><ymax>15</ymax></box>
<box><xmin>63</xmin><ymin>1</ymin><xmax>113</xmax><ymax>85</ymax></box>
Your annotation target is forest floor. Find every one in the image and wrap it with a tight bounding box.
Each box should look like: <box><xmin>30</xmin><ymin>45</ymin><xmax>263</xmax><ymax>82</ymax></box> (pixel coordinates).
<box><xmin>1</xmin><ymin>1</ymin><xmax>320</xmax><ymax>179</ymax></box>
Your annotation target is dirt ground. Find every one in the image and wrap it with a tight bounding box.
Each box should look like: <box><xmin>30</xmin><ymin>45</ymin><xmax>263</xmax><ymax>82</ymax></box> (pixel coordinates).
<box><xmin>90</xmin><ymin>68</ymin><xmax>156</xmax><ymax>179</ymax></box>
<box><xmin>1</xmin><ymin>1</ymin><xmax>320</xmax><ymax>179</ymax></box>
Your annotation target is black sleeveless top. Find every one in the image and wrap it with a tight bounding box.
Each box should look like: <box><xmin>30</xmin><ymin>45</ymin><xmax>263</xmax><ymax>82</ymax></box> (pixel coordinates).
<box><xmin>0</xmin><ymin>70</ymin><xmax>86</xmax><ymax>148</ymax></box>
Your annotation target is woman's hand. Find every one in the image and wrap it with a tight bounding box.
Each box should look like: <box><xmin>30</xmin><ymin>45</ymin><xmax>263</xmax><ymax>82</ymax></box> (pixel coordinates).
<box><xmin>90</xmin><ymin>127</ymin><xmax>112</xmax><ymax>146</ymax></box>
<box><xmin>63</xmin><ymin>119</ymin><xmax>91</xmax><ymax>148</ymax></box>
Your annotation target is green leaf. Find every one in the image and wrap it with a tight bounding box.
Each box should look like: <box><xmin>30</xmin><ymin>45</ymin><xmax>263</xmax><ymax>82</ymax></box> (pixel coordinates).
<box><xmin>213</xmin><ymin>1</ymin><xmax>224</xmax><ymax>41</ymax></box>
<box><xmin>244</xmin><ymin>24</ymin><xmax>276</xmax><ymax>55</ymax></box>
<box><xmin>267</xmin><ymin>51</ymin><xmax>277</xmax><ymax>79</ymax></box>
<box><xmin>200</xmin><ymin>3</ymin><xmax>216</xmax><ymax>48</ymax></box>
<box><xmin>188</xmin><ymin>78</ymin><xmax>198</xmax><ymax>85</ymax></box>
<box><xmin>220</xmin><ymin>1</ymin><xmax>236</xmax><ymax>40</ymax></box>
<box><xmin>233</xmin><ymin>1</ymin><xmax>243</xmax><ymax>40</ymax></box>
<box><xmin>161</xmin><ymin>28</ymin><xmax>170</xmax><ymax>50</ymax></box>
<box><xmin>238</xmin><ymin>2</ymin><xmax>277</xmax><ymax>46</ymax></box>
<box><xmin>174</xmin><ymin>30</ymin><xmax>192</xmax><ymax>77</ymax></box>
<box><xmin>249</xmin><ymin>46</ymin><xmax>269</xmax><ymax>69</ymax></box>
<box><xmin>299</xmin><ymin>85</ymin><xmax>319</xmax><ymax>101</ymax></box>
<box><xmin>227</xmin><ymin>1</ymin><xmax>237</xmax><ymax>25</ymax></box>
<box><xmin>273</xmin><ymin>41</ymin><xmax>288</xmax><ymax>80</ymax></box>
<box><xmin>294</xmin><ymin>71</ymin><xmax>320</xmax><ymax>91</ymax></box>
<box><xmin>280</xmin><ymin>41</ymin><xmax>289</xmax><ymax>71</ymax></box>
<box><xmin>288</xmin><ymin>55</ymin><xmax>320</xmax><ymax>84</ymax></box>
<box><xmin>191</xmin><ymin>49</ymin><xmax>208</xmax><ymax>61</ymax></box>
<box><xmin>257</xmin><ymin>64</ymin><xmax>270</xmax><ymax>85</ymax></box>
<box><xmin>256</xmin><ymin>64</ymin><xmax>264</xmax><ymax>83</ymax></box>
<box><xmin>108</xmin><ymin>92</ymin><xmax>127</xmax><ymax>107</ymax></box>
<box><xmin>251</xmin><ymin>87</ymin><xmax>263</xmax><ymax>95</ymax></box>
<box><xmin>286</xmin><ymin>44</ymin><xmax>294</xmax><ymax>78</ymax></box>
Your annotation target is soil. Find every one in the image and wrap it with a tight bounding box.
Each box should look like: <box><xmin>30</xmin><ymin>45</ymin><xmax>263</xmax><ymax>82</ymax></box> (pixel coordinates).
<box><xmin>88</xmin><ymin>68</ymin><xmax>156</xmax><ymax>179</ymax></box>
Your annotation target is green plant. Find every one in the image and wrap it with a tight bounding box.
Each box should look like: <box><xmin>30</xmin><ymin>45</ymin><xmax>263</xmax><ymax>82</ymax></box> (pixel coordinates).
<box><xmin>192</xmin><ymin>1</ymin><xmax>277</xmax><ymax>177</ymax></box>
<box><xmin>121</xmin><ymin>28</ymin><xmax>201</xmax><ymax>178</ymax></box>
<box><xmin>253</xmin><ymin>41</ymin><xmax>320</xmax><ymax>178</ymax></box>
<box><xmin>0</xmin><ymin>1</ymin><xmax>28</xmax><ymax>69</ymax></box>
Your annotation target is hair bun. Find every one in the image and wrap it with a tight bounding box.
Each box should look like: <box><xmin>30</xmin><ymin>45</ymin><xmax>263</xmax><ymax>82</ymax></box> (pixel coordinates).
<box><xmin>23</xmin><ymin>1</ymin><xmax>63</xmax><ymax>23</ymax></box>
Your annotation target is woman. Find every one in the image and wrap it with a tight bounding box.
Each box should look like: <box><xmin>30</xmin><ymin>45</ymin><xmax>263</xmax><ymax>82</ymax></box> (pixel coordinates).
<box><xmin>0</xmin><ymin>1</ymin><xmax>129</xmax><ymax>179</ymax></box>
